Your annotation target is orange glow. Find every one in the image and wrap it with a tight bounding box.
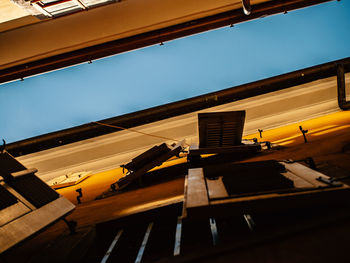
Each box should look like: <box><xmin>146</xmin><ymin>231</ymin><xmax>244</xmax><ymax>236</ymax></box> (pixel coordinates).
<box><xmin>243</xmin><ymin>111</ymin><xmax>350</xmax><ymax>146</ymax></box>
<box><xmin>57</xmin><ymin>110</ymin><xmax>350</xmax><ymax>203</ymax></box>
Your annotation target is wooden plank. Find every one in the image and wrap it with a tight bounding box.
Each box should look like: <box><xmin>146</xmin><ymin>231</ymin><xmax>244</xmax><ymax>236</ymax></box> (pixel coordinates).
<box><xmin>185</xmin><ymin>162</ymin><xmax>350</xmax><ymax>219</ymax></box>
<box><xmin>209</xmin><ymin>218</ymin><xmax>219</xmax><ymax>246</ymax></box>
<box><xmin>0</xmin><ymin>202</ymin><xmax>31</xmax><ymax>227</ymax></box>
<box><xmin>100</xmin><ymin>229</ymin><xmax>123</xmax><ymax>263</ymax></box>
<box><xmin>0</xmin><ymin>196</ymin><xmax>75</xmax><ymax>253</ymax></box>
<box><xmin>206</xmin><ymin>176</ymin><xmax>229</xmax><ymax>200</ymax></box>
<box><xmin>135</xmin><ymin>222</ymin><xmax>153</xmax><ymax>263</ymax></box>
<box><xmin>243</xmin><ymin>214</ymin><xmax>255</xmax><ymax>232</ymax></box>
<box><xmin>282</xmin><ymin>162</ymin><xmax>330</xmax><ymax>187</ymax></box>
<box><xmin>182</xmin><ymin>175</ymin><xmax>188</xmax><ymax>219</ymax></box>
<box><xmin>116</xmin><ymin>141</ymin><xmax>185</xmax><ymax>189</ymax></box>
<box><xmin>281</xmin><ymin>171</ymin><xmax>314</xmax><ymax>188</ymax></box>
<box><xmin>5</xmin><ymin>184</ymin><xmax>36</xmax><ymax>210</ymax></box>
<box><xmin>11</xmin><ymin>168</ymin><xmax>38</xmax><ymax>178</ymax></box>
<box><xmin>209</xmin><ymin>187</ymin><xmax>348</xmax><ymax>206</ymax></box>
<box><xmin>184</xmin><ymin>164</ymin><xmax>350</xmax><ymax>219</ymax></box>
<box><xmin>186</xmin><ymin>168</ymin><xmax>209</xmax><ymax>209</ymax></box>
<box><xmin>173</xmin><ymin>217</ymin><xmax>182</xmax><ymax>256</ymax></box>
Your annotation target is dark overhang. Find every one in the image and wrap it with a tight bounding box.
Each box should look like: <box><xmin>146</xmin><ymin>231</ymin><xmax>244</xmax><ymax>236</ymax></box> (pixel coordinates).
<box><xmin>0</xmin><ymin>0</ymin><xmax>334</xmax><ymax>85</ymax></box>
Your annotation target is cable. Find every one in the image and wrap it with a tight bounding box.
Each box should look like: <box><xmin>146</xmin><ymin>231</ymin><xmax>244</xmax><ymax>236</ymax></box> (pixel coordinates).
<box><xmin>93</xmin><ymin>121</ymin><xmax>189</xmax><ymax>146</ymax></box>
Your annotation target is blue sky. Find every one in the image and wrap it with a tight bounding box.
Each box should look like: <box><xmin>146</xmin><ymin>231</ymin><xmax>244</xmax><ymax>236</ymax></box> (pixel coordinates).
<box><xmin>1</xmin><ymin>0</ymin><xmax>350</xmax><ymax>143</ymax></box>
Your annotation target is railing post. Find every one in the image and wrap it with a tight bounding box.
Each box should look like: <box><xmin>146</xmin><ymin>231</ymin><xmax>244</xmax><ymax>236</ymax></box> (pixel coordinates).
<box><xmin>337</xmin><ymin>64</ymin><xmax>350</xmax><ymax>110</ymax></box>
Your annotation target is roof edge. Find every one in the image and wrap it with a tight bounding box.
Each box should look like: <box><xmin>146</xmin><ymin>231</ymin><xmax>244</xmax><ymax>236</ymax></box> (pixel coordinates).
<box><xmin>0</xmin><ymin>0</ymin><xmax>333</xmax><ymax>84</ymax></box>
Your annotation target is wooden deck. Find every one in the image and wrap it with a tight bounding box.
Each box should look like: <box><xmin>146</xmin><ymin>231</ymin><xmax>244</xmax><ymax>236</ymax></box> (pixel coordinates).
<box><xmin>3</xmin><ymin>110</ymin><xmax>350</xmax><ymax>262</ymax></box>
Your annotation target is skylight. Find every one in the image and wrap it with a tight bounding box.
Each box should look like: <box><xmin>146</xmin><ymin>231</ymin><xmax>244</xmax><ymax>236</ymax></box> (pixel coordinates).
<box><xmin>12</xmin><ymin>0</ymin><xmax>118</xmax><ymax>18</ymax></box>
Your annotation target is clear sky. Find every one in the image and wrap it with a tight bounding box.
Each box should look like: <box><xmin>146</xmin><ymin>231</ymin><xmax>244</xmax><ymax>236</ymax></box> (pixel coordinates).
<box><xmin>1</xmin><ymin>0</ymin><xmax>350</xmax><ymax>143</ymax></box>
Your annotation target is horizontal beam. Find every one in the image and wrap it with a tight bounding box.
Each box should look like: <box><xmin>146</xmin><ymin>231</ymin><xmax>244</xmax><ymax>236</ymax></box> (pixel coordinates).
<box><xmin>0</xmin><ymin>0</ymin><xmax>333</xmax><ymax>85</ymax></box>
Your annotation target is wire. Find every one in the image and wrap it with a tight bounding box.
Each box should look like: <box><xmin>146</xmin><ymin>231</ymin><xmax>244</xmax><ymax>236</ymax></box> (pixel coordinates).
<box><xmin>93</xmin><ymin>121</ymin><xmax>189</xmax><ymax>146</ymax></box>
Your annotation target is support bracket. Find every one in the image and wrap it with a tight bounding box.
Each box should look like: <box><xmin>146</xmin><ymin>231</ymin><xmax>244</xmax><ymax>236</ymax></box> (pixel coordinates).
<box><xmin>242</xmin><ymin>0</ymin><xmax>251</xmax><ymax>15</ymax></box>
